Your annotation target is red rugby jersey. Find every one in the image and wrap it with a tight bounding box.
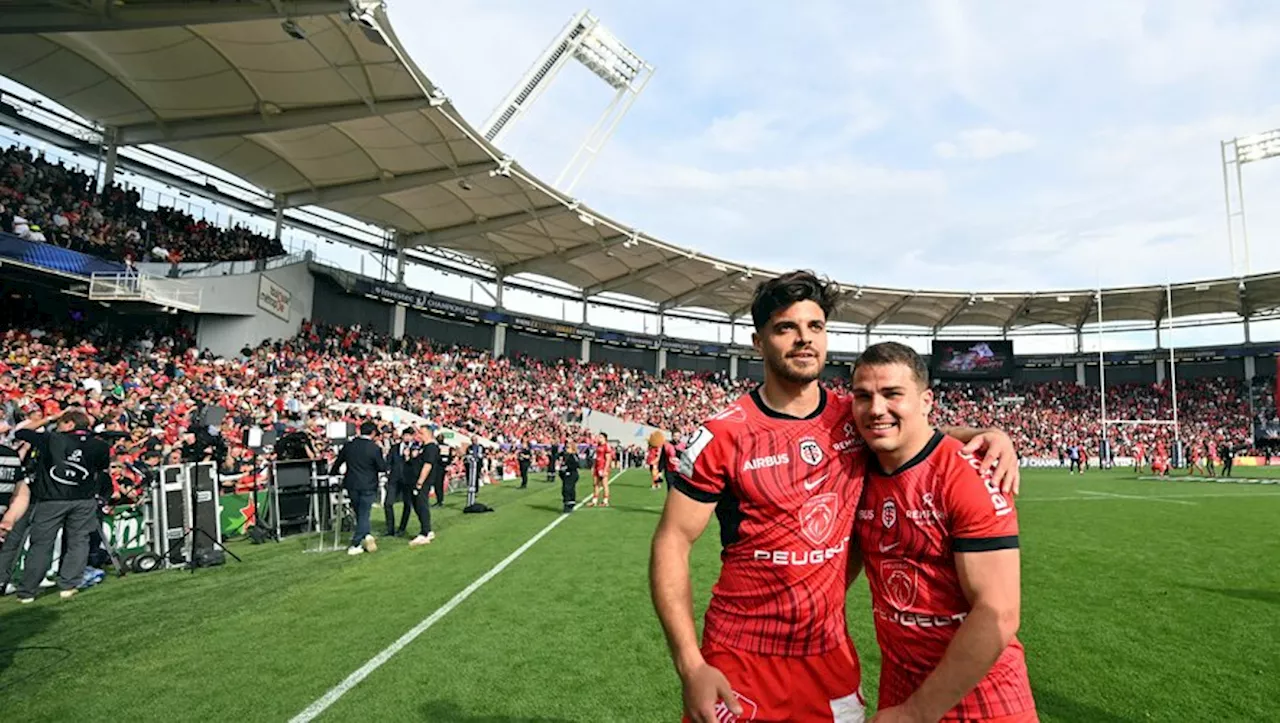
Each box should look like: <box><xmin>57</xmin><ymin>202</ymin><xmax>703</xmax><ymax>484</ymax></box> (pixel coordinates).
<box><xmin>855</xmin><ymin>431</ymin><xmax>1035</xmax><ymax>720</ymax></box>
<box><xmin>675</xmin><ymin>387</ymin><xmax>867</xmax><ymax>656</ymax></box>
<box><xmin>594</xmin><ymin>441</ymin><xmax>613</xmax><ymax>471</ymax></box>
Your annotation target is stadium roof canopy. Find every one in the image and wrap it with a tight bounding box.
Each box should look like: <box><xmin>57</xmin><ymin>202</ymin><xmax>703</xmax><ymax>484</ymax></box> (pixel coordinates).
<box><xmin>2</xmin><ymin>0</ymin><xmax>1279</xmax><ymax>332</ymax></box>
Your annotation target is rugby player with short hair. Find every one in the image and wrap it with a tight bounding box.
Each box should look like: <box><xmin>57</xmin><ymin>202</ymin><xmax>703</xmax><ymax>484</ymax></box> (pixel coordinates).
<box><xmin>650</xmin><ymin>271</ymin><xmax>1021</xmax><ymax>723</ymax></box>
<box><xmin>590</xmin><ymin>432</ymin><xmax>615</xmax><ymax>507</ymax></box>
<box><xmin>648</xmin><ymin>430</ymin><xmax>666</xmax><ymax>490</ymax></box>
<box><xmin>851</xmin><ymin>342</ymin><xmax>1036</xmax><ymax>723</ymax></box>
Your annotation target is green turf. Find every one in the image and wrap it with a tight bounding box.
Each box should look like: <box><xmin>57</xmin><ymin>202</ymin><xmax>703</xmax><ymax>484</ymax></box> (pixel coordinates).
<box><xmin>2</xmin><ymin>468</ymin><xmax>1278</xmax><ymax>721</ymax></box>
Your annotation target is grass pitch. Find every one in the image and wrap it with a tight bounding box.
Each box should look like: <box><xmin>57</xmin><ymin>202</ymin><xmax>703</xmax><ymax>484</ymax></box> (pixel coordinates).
<box><xmin>2</xmin><ymin>467</ymin><xmax>1278</xmax><ymax>722</ymax></box>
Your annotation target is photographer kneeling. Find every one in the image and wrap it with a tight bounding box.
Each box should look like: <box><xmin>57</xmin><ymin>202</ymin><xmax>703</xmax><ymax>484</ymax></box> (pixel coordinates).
<box><xmin>12</xmin><ymin>409</ymin><xmax>110</xmax><ymax>602</ymax></box>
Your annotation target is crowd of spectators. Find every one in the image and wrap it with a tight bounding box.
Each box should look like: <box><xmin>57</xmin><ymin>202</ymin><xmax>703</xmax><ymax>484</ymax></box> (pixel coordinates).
<box><xmin>1</xmin><ymin>309</ymin><xmax>1275</xmax><ymax>520</ymax></box>
<box><xmin>0</xmin><ymin>144</ymin><xmax>285</xmax><ymax>265</ymax></box>
<box><xmin>931</xmin><ymin>378</ymin><xmax>1264</xmax><ymax>461</ymax></box>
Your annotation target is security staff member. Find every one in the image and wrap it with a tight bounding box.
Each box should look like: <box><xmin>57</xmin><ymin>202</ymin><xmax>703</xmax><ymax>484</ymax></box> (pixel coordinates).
<box><xmin>12</xmin><ymin>409</ymin><xmax>110</xmax><ymax>602</ymax></box>
<box><xmin>546</xmin><ymin>441</ymin><xmax>559</xmax><ymax>482</ymax></box>
<box><xmin>1219</xmin><ymin>440</ymin><xmax>1236</xmax><ymax>477</ymax></box>
<box><xmin>517</xmin><ymin>442</ymin><xmax>532</xmax><ymax>489</ymax></box>
<box><xmin>558</xmin><ymin>438</ymin><xmax>580</xmax><ymax>513</ymax></box>
<box><xmin>385</xmin><ymin>428</ymin><xmax>415</xmax><ymax>537</ymax></box>
<box><xmin>329</xmin><ymin>421</ymin><xmax>387</xmax><ymax>555</ymax></box>
<box><xmin>405</xmin><ymin>428</ymin><xmax>440</xmax><ymax>544</ymax></box>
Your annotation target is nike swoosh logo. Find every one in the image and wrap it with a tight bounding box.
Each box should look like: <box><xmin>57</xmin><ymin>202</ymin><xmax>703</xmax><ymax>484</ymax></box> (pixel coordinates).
<box><xmin>803</xmin><ymin>474</ymin><xmax>829</xmax><ymax>491</ymax></box>
<box><xmin>879</xmin><ymin>542</ymin><xmax>900</xmax><ymax>553</ymax></box>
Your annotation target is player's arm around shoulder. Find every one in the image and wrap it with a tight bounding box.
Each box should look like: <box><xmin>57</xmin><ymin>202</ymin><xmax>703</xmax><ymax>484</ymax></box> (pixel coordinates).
<box><xmin>946</xmin><ymin>444</ymin><xmax>1021</xmax><ymax>644</ymax></box>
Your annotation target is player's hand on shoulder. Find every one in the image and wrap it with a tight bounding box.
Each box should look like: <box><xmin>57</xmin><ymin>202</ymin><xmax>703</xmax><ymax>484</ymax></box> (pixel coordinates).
<box><xmin>960</xmin><ymin>428</ymin><xmax>1020</xmax><ymax>496</ymax></box>
<box><xmin>680</xmin><ymin>662</ymin><xmax>742</xmax><ymax>723</ymax></box>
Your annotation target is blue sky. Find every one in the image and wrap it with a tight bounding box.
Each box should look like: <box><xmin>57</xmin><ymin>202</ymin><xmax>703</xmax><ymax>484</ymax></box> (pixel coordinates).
<box><xmin>389</xmin><ymin>0</ymin><xmax>1280</xmax><ymax>294</ymax></box>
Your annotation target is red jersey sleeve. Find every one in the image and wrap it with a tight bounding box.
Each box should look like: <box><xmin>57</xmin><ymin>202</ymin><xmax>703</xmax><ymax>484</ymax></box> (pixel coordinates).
<box><xmin>943</xmin><ymin>450</ymin><xmax>1019</xmax><ymax>552</ymax></box>
<box><xmin>672</xmin><ymin>423</ymin><xmax>730</xmax><ymax>503</ymax></box>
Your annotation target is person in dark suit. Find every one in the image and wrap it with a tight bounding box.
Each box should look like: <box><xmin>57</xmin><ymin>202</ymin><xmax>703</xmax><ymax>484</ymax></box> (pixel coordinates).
<box><xmin>558</xmin><ymin>438</ymin><xmax>580</xmax><ymax>513</ymax></box>
<box><xmin>329</xmin><ymin>421</ymin><xmax>387</xmax><ymax>556</ymax></box>
<box><xmin>517</xmin><ymin>442</ymin><xmax>532</xmax><ymax>489</ymax></box>
<box><xmin>546</xmin><ymin>441</ymin><xmax>559</xmax><ymax>482</ymax></box>
<box><xmin>385</xmin><ymin>428</ymin><xmax>415</xmax><ymax>536</ymax></box>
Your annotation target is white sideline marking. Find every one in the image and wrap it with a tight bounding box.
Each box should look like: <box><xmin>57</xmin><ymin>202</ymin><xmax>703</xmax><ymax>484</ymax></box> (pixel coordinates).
<box><xmin>290</xmin><ymin>471</ymin><xmax>625</xmax><ymax>723</ymax></box>
<box><xmin>1022</xmin><ymin>490</ymin><xmax>1280</xmax><ymax>503</ymax></box>
<box><xmin>1077</xmin><ymin>490</ymin><xmax>1195</xmax><ymax>505</ymax></box>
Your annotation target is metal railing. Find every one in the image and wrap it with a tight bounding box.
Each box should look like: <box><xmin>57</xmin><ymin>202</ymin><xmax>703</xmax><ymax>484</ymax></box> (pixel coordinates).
<box><xmin>89</xmin><ymin>271</ymin><xmax>202</xmax><ymax>312</ymax></box>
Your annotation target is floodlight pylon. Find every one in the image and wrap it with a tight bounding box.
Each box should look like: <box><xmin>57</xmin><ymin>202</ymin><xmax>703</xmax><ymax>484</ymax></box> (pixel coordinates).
<box><xmin>480</xmin><ymin>9</ymin><xmax>654</xmax><ymax>194</ymax></box>
<box><xmin>1221</xmin><ymin>128</ymin><xmax>1280</xmax><ymax>278</ymax></box>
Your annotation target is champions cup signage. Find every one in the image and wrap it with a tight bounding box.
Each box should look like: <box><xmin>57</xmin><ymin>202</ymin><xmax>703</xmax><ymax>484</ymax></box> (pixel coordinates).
<box><xmin>510</xmin><ymin>315</ymin><xmax>592</xmax><ymax>338</ymax></box>
<box><xmin>595</xmin><ymin>330</ymin><xmax>658</xmax><ymax>348</ymax></box>
<box><xmin>357</xmin><ymin>280</ymin><xmax>486</xmax><ymax>320</ymax></box>
<box><xmin>257</xmin><ymin>275</ymin><xmax>291</xmax><ymax>321</ymax></box>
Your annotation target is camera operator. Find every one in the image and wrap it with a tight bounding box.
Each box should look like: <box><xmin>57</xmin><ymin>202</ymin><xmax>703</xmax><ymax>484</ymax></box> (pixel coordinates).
<box><xmin>276</xmin><ymin>422</ymin><xmax>316</xmax><ymax>462</ymax></box>
<box><xmin>10</xmin><ymin>408</ymin><xmax>111</xmax><ymax>602</ymax></box>
<box><xmin>183</xmin><ymin>424</ymin><xmax>228</xmax><ymax>466</ymax></box>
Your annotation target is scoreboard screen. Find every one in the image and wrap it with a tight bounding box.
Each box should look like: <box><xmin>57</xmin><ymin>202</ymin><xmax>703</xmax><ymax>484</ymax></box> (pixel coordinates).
<box><xmin>930</xmin><ymin>340</ymin><xmax>1015</xmax><ymax>380</ymax></box>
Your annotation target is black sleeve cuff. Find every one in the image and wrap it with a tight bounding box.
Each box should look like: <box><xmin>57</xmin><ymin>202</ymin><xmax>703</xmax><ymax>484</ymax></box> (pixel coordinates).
<box><xmin>953</xmin><ymin>535</ymin><xmax>1019</xmax><ymax>552</ymax></box>
<box><xmin>670</xmin><ymin>476</ymin><xmax>720</xmax><ymax>504</ymax></box>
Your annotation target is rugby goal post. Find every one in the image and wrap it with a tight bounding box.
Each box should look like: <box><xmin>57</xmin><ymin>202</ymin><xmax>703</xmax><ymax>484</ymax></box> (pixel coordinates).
<box><xmin>1095</xmin><ymin>284</ymin><xmax>1182</xmax><ymax>468</ymax></box>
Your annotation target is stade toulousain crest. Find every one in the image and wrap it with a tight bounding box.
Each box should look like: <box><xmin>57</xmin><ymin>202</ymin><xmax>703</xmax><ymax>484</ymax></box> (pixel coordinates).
<box><xmin>799</xmin><ymin>492</ymin><xmax>839</xmax><ymax>546</ymax></box>
<box><xmin>798</xmin><ymin>438</ymin><xmax>824</xmax><ymax>466</ymax></box>
<box><xmin>881</xmin><ymin>499</ymin><xmax>897</xmax><ymax>529</ymax></box>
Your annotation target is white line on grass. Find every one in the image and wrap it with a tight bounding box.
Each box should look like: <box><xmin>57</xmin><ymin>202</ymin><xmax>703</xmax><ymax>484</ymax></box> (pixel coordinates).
<box><xmin>1077</xmin><ymin>490</ymin><xmax>1195</xmax><ymax>505</ymax></box>
<box><xmin>290</xmin><ymin>470</ymin><xmax>625</xmax><ymax>723</ymax></box>
<box><xmin>1021</xmin><ymin>490</ymin><xmax>1280</xmax><ymax>503</ymax></box>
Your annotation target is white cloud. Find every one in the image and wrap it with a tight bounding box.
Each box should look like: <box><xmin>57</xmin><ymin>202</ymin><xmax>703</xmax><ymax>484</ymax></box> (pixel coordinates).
<box><xmin>935</xmin><ymin>128</ymin><xmax>1036</xmax><ymax>160</ymax></box>
<box><xmin>701</xmin><ymin>110</ymin><xmax>778</xmax><ymax>154</ymax></box>
<box><xmin>389</xmin><ymin>0</ymin><xmax>1280</xmax><ymax>300</ymax></box>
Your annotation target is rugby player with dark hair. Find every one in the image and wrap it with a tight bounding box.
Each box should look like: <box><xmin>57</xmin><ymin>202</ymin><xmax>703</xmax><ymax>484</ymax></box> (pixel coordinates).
<box><xmin>650</xmin><ymin>271</ymin><xmax>1021</xmax><ymax>723</ymax></box>
<box><xmin>852</xmin><ymin>342</ymin><xmax>1035</xmax><ymax>722</ymax></box>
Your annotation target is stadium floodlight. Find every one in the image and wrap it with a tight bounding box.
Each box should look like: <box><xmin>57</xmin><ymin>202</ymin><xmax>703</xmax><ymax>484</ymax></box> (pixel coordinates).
<box><xmin>1236</xmin><ymin>129</ymin><xmax>1280</xmax><ymax>164</ymax></box>
<box><xmin>1221</xmin><ymin>126</ymin><xmax>1280</xmax><ymax>277</ymax></box>
<box><xmin>480</xmin><ymin>9</ymin><xmax>655</xmax><ymax>194</ymax></box>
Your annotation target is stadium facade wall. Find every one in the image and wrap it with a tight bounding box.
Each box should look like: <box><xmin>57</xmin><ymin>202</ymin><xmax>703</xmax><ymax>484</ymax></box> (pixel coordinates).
<box><xmin>189</xmin><ymin>261</ymin><xmax>314</xmax><ymax>357</ymax></box>
<box><xmin>312</xmin><ymin>275</ymin><xmax>392</xmax><ymax>334</ymax></box>
<box><xmin>506</xmin><ymin>329</ymin><xmax>578</xmax><ymax>362</ymax></box>
<box><xmin>592</xmin><ymin>342</ymin><xmax>656</xmax><ymax>371</ymax></box>
<box><xmin>668</xmin><ymin>351</ymin><xmax>730</xmax><ymax>375</ymax></box>
<box><xmin>404</xmin><ymin>310</ymin><xmax>494</xmax><ymax>349</ymax></box>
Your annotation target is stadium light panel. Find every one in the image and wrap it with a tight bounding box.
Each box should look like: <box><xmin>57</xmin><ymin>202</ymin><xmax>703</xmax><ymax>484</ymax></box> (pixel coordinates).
<box><xmin>1236</xmin><ymin>128</ymin><xmax>1280</xmax><ymax>164</ymax></box>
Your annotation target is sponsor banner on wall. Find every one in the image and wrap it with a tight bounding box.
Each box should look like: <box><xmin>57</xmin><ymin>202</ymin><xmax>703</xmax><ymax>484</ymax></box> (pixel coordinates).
<box><xmin>594</xmin><ymin>330</ymin><xmax>659</xmax><ymax>348</ymax></box>
<box><xmin>508</xmin><ymin>314</ymin><xmax>592</xmax><ymax>338</ymax></box>
<box><xmin>1017</xmin><ymin>457</ymin><xmax>1136</xmax><ymax>468</ymax></box>
<box><xmin>257</xmin><ymin>274</ymin><xmax>291</xmax><ymax>321</ymax></box>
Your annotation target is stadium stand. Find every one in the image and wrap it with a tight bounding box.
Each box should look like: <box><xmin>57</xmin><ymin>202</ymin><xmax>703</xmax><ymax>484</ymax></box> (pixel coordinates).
<box><xmin>1</xmin><ymin>293</ymin><xmax>1271</xmax><ymax>513</ymax></box>
<box><xmin>1</xmin><ymin>143</ymin><xmax>285</xmax><ymax>265</ymax></box>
